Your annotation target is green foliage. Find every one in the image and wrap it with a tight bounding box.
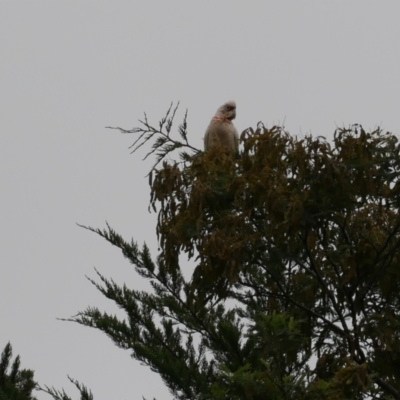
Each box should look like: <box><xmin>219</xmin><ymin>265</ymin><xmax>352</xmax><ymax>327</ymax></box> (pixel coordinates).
<box><xmin>36</xmin><ymin>376</ymin><xmax>93</xmax><ymax>400</ymax></box>
<box><xmin>73</xmin><ymin>107</ymin><xmax>400</xmax><ymax>399</ymax></box>
<box><xmin>107</xmin><ymin>102</ymin><xmax>198</xmax><ymax>174</ymax></box>
<box><xmin>0</xmin><ymin>344</ymin><xmax>92</xmax><ymax>400</ymax></box>
<box><xmin>0</xmin><ymin>342</ymin><xmax>37</xmax><ymax>400</ymax></box>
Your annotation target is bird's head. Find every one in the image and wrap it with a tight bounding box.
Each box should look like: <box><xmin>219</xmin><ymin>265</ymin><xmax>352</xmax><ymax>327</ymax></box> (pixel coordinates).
<box><xmin>215</xmin><ymin>100</ymin><xmax>236</xmax><ymax>121</ymax></box>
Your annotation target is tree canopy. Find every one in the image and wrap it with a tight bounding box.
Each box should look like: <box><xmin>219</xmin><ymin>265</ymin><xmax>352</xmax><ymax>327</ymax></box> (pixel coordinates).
<box><xmin>0</xmin><ymin>342</ymin><xmax>36</xmax><ymax>400</ymax></box>
<box><xmin>70</xmin><ymin>106</ymin><xmax>400</xmax><ymax>399</ymax></box>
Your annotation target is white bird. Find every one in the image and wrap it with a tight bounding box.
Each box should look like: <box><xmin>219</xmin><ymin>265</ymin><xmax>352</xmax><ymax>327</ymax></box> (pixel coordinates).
<box><xmin>204</xmin><ymin>101</ymin><xmax>239</xmax><ymax>154</ymax></box>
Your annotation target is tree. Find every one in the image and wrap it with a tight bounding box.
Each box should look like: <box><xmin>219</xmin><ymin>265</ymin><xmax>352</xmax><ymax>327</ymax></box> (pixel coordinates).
<box><xmin>69</xmin><ymin>105</ymin><xmax>400</xmax><ymax>399</ymax></box>
<box><xmin>0</xmin><ymin>343</ymin><xmax>92</xmax><ymax>400</ymax></box>
<box><xmin>36</xmin><ymin>376</ymin><xmax>93</xmax><ymax>400</ymax></box>
<box><xmin>0</xmin><ymin>342</ymin><xmax>36</xmax><ymax>400</ymax></box>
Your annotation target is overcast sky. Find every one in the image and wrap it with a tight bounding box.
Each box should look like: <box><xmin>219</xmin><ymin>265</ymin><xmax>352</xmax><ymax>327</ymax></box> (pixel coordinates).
<box><xmin>1</xmin><ymin>2</ymin><xmax>400</xmax><ymax>399</ymax></box>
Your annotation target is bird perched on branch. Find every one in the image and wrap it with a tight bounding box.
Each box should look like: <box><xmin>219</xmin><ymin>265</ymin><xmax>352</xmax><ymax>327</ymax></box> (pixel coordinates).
<box><xmin>204</xmin><ymin>100</ymin><xmax>239</xmax><ymax>154</ymax></box>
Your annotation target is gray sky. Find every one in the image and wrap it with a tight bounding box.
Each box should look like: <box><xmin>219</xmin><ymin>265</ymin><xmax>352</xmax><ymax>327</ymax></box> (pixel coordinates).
<box><xmin>1</xmin><ymin>2</ymin><xmax>400</xmax><ymax>399</ymax></box>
